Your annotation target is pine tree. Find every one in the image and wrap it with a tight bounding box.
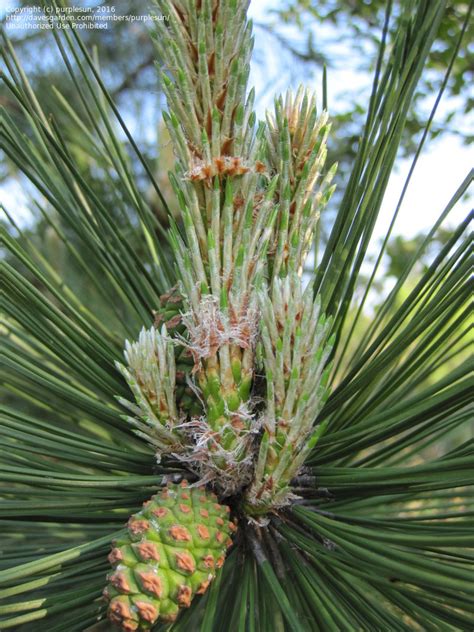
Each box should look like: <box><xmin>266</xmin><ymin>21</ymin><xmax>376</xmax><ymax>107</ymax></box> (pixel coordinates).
<box><xmin>1</xmin><ymin>1</ymin><xmax>472</xmax><ymax>630</ymax></box>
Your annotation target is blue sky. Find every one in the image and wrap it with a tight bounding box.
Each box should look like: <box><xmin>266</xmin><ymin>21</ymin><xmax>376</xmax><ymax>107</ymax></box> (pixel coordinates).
<box><xmin>247</xmin><ymin>0</ymin><xmax>472</xmax><ymax>247</ymax></box>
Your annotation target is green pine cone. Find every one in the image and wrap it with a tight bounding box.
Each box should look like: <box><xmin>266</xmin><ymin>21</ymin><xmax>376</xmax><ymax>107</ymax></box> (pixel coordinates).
<box><xmin>104</xmin><ymin>481</ymin><xmax>236</xmax><ymax>630</ymax></box>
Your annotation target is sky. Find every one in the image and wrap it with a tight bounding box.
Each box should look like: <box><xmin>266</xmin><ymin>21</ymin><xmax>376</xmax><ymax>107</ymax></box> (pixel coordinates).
<box><xmin>247</xmin><ymin>1</ymin><xmax>472</xmax><ymax>248</ymax></box>
<box><xmin>2</xmin><ymin>0</ymin><xmax>472</xmax><ymax>247</ymax></box>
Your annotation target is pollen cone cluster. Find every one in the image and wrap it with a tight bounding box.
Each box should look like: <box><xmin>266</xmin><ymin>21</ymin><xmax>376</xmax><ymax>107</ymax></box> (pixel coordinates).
<box><xmin>105</xmin><ymin>482</ymin><xmax>236</xmax><ymax>630</ymax></box>
<box><xmin>108</xmin><ymin>0</ymin><xmax>336</xmax><ymax>626</ymax></box>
